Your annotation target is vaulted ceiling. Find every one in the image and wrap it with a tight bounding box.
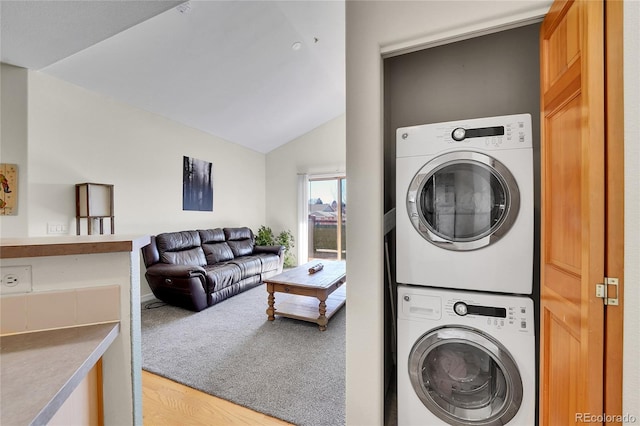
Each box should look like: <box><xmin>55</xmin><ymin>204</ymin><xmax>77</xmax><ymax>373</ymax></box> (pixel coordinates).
<box><xmin>1</xmin><ymin>1</ymin><xmax>346</xmax><ymax>153</ymax></box>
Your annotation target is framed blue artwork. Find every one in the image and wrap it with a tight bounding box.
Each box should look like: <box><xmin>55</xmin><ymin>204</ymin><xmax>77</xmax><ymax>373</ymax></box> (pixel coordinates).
<box><xmin>183</xmin><ymin>156</ymin><xmax>213</xmax><ymax>211</ymax></box>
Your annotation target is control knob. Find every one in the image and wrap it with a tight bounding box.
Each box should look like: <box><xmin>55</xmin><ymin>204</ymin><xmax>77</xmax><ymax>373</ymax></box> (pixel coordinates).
<box><xmin>453</xmin><ymin>302</ymin><xmax>468</xmax><ymax>316</ymax></box>
<box><xmin>452</xmin><ymin>127</ymin><xmax>466</xmax><ymax>141</ymax></box>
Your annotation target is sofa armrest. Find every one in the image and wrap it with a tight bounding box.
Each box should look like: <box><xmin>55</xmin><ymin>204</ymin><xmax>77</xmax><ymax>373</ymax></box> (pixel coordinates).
<box><xmin>145</xmin><ymin>263</ymin><xmax>206</xmax><ymax>278</ymax></box>
<box><xmin>141</xmin><ymin>237</ymin><xmax>160</xmax><ymax>268</ymax></box>
<box><xmin>253</xmin><ymin>245</ymin><xmax>285</xmax><ymax>257</ymax></box>
<box><xmin>144</xmin><ymin>263</ymin><xmax>208</xmax><ymax>312</ymax></box>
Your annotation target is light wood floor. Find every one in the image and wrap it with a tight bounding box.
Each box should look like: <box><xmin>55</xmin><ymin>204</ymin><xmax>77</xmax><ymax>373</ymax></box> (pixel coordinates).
<box><xmin>142</xmin><ymin>370</ymin><xmax>293</xmax><ymax>426</ymax></box>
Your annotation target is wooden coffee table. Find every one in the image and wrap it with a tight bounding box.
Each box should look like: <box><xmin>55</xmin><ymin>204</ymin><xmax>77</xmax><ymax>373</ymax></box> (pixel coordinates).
<box><xmin>264</xmin><ymin>260</ymin><xmax>346</xmax><ymax>331</ymax></box>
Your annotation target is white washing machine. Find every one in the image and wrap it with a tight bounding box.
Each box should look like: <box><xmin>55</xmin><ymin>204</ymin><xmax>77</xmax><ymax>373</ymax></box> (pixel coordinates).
<box><xmin>397</xmin><ymin>285</ymin><xmax>535</xmax><ymax>426</ymax></box>
<box><xmin>396</xmin><ymin>114</ymin><xmax>533</xmax><ymax>294</ymax></box>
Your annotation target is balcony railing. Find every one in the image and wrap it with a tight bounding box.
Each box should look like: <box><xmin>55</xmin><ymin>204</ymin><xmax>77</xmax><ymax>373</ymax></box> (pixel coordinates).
<box><xmin>308</xmin><ymin>216</ymin><xmax>346</xmax><ymax>260</ymax></box>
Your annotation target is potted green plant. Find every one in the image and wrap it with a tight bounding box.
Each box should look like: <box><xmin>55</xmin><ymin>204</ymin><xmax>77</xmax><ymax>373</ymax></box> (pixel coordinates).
<box><xmin>255</xmin><ymin>225</ymin><xmax>296</xmax><ymax>268</ymax></box>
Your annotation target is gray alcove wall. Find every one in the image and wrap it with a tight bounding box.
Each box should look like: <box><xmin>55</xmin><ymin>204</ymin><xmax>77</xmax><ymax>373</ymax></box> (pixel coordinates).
<box><xmin>383</xmin><ymin>21</ymin><xmax>541</xmax><ymax>424</ymax></box>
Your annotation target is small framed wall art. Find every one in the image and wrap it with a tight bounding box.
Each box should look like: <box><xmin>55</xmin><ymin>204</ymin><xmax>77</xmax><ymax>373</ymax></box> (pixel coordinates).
<box><xmin>183</xmin><ymin>156</ymin><xmax>213</xmax><ymax>212</ymax></box>
<box><xmin>0</xmin><ymin>163</ymin><xmax>18</xmax><ymax>215</ymax></box>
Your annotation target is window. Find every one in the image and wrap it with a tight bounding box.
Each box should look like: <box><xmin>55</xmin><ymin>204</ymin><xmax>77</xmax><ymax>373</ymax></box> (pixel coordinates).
<box><xmin>306</xmin><ymin>176</ymin><xmax>347</xmax><ymax>261</ymax></box>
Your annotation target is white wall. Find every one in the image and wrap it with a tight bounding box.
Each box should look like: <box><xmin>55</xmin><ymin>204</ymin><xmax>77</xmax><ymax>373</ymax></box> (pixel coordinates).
<box><xmin>2</xmin><ymin>67</ymin><xmax>348</xmax><ymax>301</ymax></box>
<box><xmin>0</xmin><ymin>64</ymin><xmax>29</xmax><ymax>237</ymax></box>
<box><xmin>21</xmin><ymin>71</ymin><xmax>267</xmax><ymax>298</ymax></box>
<box><xmin>27</xmin><ymin>71</ymin><xmax>266</xmax><ymax>235</ymax></box>
<box><xmin>623</xmin><ymin>0</ymin><xmax>640</xmax><ymax>419</ymax></box>
<box><xmin>265</xmin><ymin>114</ymin><xmax>345</xmax><ymax>264</ymax></box>
<box><xmin>344</xmin><ymin>1</ymin><xmax>640</xmax><ymax>425</ymax></box>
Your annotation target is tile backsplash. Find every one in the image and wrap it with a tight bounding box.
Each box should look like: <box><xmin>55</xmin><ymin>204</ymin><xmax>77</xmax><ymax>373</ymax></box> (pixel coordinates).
<box><xmin>0</xmin><ymin>285</ymin><xmax>120</xmax><ymax>335</ymax></box>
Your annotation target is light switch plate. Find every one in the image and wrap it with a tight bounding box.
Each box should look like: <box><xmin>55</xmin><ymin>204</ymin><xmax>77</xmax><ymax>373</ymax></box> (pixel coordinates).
<box><xmin>47</xmin><ymin>223</ymin><xmax>69</xmax><ymax>235</ymax></box>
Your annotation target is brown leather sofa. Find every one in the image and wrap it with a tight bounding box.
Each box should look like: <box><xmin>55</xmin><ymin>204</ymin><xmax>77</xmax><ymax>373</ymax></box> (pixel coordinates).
<box><xmin>142</xmin><ymin>227</ymin><xmax>284</xmax><ymax>311</ymax></box>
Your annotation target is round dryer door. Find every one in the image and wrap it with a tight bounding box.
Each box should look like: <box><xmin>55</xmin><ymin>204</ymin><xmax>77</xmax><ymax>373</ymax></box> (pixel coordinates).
<box><xmin>407</xmin><ymin>151</ymin><xmax>519</xmax><ymax>251</ymax></box>
<box><xmin>408</xmin><ymin>326</ymin><xmax>523</xmax><ymax>426</ymax></box>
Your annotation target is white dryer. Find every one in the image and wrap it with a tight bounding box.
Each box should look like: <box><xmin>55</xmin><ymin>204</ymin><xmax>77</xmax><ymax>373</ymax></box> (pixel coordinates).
<box><xmin>397</xmin><ymin>285</ymin><xmax>535</xmax><ymax>426</ymax></box>
<box><xmin>396</xmin><ymin>114</ymin><xmax>533</xmax><ymax>294</ymax></box>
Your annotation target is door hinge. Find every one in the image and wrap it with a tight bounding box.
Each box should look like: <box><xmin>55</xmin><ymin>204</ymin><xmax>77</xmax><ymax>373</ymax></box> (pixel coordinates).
<box><xmin>596</xmin><ymin>277</ymin><xmax>619</xmax><ymax>306</ymax></box>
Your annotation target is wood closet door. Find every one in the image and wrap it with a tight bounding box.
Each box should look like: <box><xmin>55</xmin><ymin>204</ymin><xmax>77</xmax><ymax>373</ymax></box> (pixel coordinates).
<box><xmin>539</xmin><ymin>0</ymin><xmax>606</xmax><ymax>424</ymax></box>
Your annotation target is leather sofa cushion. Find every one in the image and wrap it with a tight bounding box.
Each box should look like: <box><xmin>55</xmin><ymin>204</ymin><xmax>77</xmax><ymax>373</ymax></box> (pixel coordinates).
<box><xmin>156</xmin><ymin>231</ymin><xmax>206</xmax><ymax>266</ymax></box>
<box><xmin>224</xmin><ymin>227</ymin><xmax>253</xmax><ymax>241</ymax></box>
<box><xmin>204</xmin><ymin>263</ymin><xmax>242</xmax><ymax>291</ymax></box>
<box><xmin>230</xmin><ymin>256</ymin><xmax>262</xmax><ymax>279</ymax></box>
<box><xmin>199</xmin><ymin>228</ymin><xmax>226</xmax><ymax>243</ymax></box>
<box><xmin>161</xmin><ymin>247</ymin><xmax>207</xmax><ymax>266</ymax></box>
<box><xmin>223</xmin><ymin>227</ymin><xmax>255</xmax><ymax>257</ymax></box>
<box><xmin>254</xmin><ymin>253</ymin><xmax>281</xmax><ymax>272</ymax></box>
<box><xmin>227</xmin><ymin>239</ymin><xmax>254</xmax><ymax>257</ymax></box>
<box><xmin>156</xmin><ymin>230</ymin><xmax>202</xmax><ymax>252</ymax></box>
<box><xmin>202</xmin><ymin>242</ymin><xmax>234</xmax><ymax>264</ymax></box>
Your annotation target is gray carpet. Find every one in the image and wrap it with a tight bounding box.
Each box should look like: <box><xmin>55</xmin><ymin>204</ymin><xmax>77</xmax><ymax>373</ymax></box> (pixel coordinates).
<box><xmin>141</xmin><ymin>284</ymin><xmax>346</xmax><ymax>426</ymax></box>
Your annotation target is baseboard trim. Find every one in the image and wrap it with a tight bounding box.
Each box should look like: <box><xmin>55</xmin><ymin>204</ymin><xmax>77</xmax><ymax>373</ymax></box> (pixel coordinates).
<box><xmin>140</xmin><ymin>293</ymin><xmax>156</xmax><ymax>303</ymax></box>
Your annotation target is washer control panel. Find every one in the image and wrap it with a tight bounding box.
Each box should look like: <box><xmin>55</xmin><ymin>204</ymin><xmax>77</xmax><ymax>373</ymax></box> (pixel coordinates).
<box><xmin>398</xmin><ymin>285</ymin><xmax>533</xmax><ymax>333</ymax></box>
<box><xmin>444</xmin><ymin>297</ymin><xmax>531</xmax><ymax>332</ymax></box>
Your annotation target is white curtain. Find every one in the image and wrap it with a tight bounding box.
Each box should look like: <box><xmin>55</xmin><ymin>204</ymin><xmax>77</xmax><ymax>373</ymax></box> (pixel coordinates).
<box><xmin>297</xmin><ymin>173</ymin><xmax>309</xmax><ymax>264</ymax></box>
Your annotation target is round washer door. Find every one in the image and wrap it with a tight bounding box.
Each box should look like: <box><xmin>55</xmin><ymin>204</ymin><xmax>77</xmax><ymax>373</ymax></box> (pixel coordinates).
<box><xmin>406</xmin><ymin>151</ymin><xmax>519</xmax><ymax>251</ymax></box>
<box><xmin>408</xmin><ymin>326</ymin><xmax>523</xmax><ymax>426</ymax></box>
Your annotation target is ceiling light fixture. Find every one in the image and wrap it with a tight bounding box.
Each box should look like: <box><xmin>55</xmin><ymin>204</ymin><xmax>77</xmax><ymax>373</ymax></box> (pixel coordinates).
<box><xmin>291</xmin><ymin>42</ymin><xmax>302</xmax><ymax>51</ymax></box>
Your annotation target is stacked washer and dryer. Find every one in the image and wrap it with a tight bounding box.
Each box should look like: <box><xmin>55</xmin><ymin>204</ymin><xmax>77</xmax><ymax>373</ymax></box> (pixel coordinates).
<box><xmin>395</xmin><ymin>114</ymin><xmax>535</xmax><ymax>425</ymax></box>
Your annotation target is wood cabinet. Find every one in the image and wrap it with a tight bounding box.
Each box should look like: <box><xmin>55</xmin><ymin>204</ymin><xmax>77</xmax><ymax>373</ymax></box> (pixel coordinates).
<box><xmin>47</xmin><ymin>361</ymin><xmax>103</xmax><ymax>426</ymax></box>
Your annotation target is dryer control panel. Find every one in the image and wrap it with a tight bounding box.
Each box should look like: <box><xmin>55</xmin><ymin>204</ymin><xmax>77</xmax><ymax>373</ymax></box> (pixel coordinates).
<box><xmin>396</xmin><ymin>113</ymin><xmax>532</xmax><ymax>158</ymax></box>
